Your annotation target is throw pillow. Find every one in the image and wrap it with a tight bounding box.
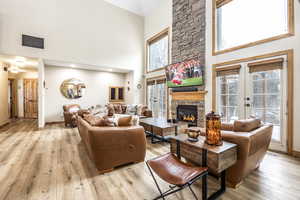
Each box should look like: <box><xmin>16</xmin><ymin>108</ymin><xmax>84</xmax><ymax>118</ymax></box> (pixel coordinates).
<box><xmin>113</xmin><ymin>104</ymin><xmax>123</xmax><ymax>114</ymax></box>
<box><xmin>137</xmin><ymin>104</ymin><xmax>148</xmax><ymax>116</ymax></box>
<box><xmin>121</xmin><ymin>104</ymin><xmax>127</xmax><ymax>114</ymax></box>
<box><xmin>106</xmin><ymin>104</ymin><xmax>115</xmax><ymax>116</ymax></box>
<box><xmin>233</xmin><ymin>118</ymin><xmax>261</xmax><ymax>132</ymax></box>
<box><xmin>118</xmin><ymin>116</ymin><xmax>133</xmax><ymax>126</ymax></box>
<box><xmin>102</xmin><ymin>116</ymin><xmax>116</xmax><ymax>127</ymax></box>
<box><xmin>77</xmin><ymin>109</ymin><xmax>91</xmax><ymax>118</ymax></box>
<box><xmin>126</xmin><ymin>104</ymin><xmax>137</xmax><ymax>115</ymax></box>
<box><xmin>83</xmin><ymin>114</ymin><xmax>102</xmax><ymax>126</ymax></box>
<box><xmin>131</xmin><ymin>115</ymin><xmax>139</xmax><ymax>126</ymax></box>
<box><xmin>83</xmin><ymin>114</ymin><xmax>115</xmax><ymax>127</ymax></box>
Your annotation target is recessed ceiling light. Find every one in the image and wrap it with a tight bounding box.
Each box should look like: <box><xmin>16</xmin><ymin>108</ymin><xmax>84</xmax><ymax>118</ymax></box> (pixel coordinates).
<box><xmin>108</xmin><ymin>69</ymin><xmax>113</xmax><ymax>72</ymax></box>
<box><xmin>70</xmin><ymin>64</ymin><xmax>76</xmax><ymax>68</ymax></box>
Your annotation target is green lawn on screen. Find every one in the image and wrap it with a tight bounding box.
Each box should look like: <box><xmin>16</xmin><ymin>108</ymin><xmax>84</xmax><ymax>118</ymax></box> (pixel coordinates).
<box><xmin>167</xmin><ymin>77</ymin><xmax>203</xmax><ymax>88</ymax></box>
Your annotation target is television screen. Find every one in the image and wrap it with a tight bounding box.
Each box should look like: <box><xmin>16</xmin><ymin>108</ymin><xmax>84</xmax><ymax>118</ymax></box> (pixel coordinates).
<box><xmin>165</xmin><ymin>59</ymin><xmax>204</xmax><ymax>88</ymax></box>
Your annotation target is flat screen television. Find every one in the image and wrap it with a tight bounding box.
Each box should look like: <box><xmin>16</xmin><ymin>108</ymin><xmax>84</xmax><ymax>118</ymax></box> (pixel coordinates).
<box><xmin>165</xmin><ymin>59</ymin><xmax>204</xmax><ymax>88</ymax></box>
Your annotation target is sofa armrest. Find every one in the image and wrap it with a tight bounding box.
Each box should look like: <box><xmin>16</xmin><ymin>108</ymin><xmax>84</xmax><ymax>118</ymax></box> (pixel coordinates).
<box><xmin>221</xmin><ymin>131</ymin><xmax>251</xmax><ymax>160</ymax></box>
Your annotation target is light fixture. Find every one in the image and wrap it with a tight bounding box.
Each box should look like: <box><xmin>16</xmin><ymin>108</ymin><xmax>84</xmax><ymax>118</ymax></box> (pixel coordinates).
<box><xmin>8</xmin><ymin>65</ymin><xmax>26</xmax><ymax>74</ymax></box>
<box><xmin>14</xmin><ymin>56</ymin><xmax>26</xmax><ymax>66</ymax></box>
<box><xmin>70</xmin><ymin>64</ymin><xmax>76</xmax><ymax>68</ymax></box>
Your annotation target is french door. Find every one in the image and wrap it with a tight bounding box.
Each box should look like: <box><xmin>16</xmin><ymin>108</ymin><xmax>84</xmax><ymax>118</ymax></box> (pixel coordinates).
<box><xmin>216</xmin><ymin>56</ymin><xmax>288</xmax><ymax>152</ymax></box>
<box><xmin>147</xmin><ymin>78</ymin><xmax>167</xmax><ymax>118</ymax></box>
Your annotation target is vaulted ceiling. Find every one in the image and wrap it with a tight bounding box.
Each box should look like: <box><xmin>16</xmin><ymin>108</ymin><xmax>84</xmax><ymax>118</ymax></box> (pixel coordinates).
<box><xmin>103</xmin><ymin>0</ymin><xmax>161</xmax><ymax>16</ymax></box>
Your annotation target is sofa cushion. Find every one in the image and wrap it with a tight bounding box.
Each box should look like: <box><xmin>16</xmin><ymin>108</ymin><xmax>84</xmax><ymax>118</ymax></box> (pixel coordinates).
<box><xmin>117</xmin><ymin>115</ymin><xmax>133</xmax><ymax>126</ymax></box>
<box><xmin>233</xmin><ymin>118</ymin><xmax>261</xmax><ymax>132</ymax></box>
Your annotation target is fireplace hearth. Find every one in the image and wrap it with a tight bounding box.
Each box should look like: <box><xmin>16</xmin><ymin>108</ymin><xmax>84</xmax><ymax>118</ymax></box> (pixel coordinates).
<box><xmin>177</xmin><ymin>105</ymin><xmax>198</xmax><ymax>126</ymax></box>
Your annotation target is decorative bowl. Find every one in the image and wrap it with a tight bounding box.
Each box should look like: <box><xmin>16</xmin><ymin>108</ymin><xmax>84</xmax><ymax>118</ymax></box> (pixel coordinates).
<box><xmin>187</xmin><ymin>130</ymin><xmax>200</xmax><ymax>142</ymax></box>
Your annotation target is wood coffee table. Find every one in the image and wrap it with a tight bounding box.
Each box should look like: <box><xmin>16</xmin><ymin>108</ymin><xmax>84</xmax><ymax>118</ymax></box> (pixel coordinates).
<box><xmin>170</xmin><ymin>134</ymin><xmax>237</xmax><ymax>200</ymax></box>
<box><xmin>139</xmin><ymin>118</ymin><xmax>188</xmax><ymax>143</ymax></box>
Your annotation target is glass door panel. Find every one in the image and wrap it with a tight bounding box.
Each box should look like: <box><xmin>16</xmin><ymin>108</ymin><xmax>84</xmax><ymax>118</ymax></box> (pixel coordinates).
<box><xmin>247</xmin><ymin>70</ymin><xmax>284</xmax><ymax>143</ymax></box>
<box><xmin>147</xmin><ymin>80</ymin><xmax>167</xmax><ymax>118</ymax></box>
<box><xmin>217</xmin><ymin>75</ymin><xmax>240</xmax><ymax>123</ymax></box>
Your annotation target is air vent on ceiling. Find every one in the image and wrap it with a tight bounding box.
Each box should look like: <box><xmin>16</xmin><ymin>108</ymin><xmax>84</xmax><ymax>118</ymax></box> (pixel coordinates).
<box><xmin>22</xmin><ymin>34</ymin><xmax>44</xmax><ymax>49</ymax></box>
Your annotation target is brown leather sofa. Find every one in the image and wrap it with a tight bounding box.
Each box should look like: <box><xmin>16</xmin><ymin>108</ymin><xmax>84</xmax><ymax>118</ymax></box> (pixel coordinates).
<box><xmin>63</xmin><ymin>104</ymin><xmax>81</xmax><ymax>127</ymax></box>
<box><xmin>106</xmin><ymin>103</ymin><xmax>152</xmax><ymax>118</ymax></box>
<box><xmin>220</xmin><ymin>122</ymin><xmax>273</xmax><ymax>187</ymax></box>
<box><xmin>77</xmin><ymin>116</ymin><xmax>147</xmax><ymax>173</ymax></box>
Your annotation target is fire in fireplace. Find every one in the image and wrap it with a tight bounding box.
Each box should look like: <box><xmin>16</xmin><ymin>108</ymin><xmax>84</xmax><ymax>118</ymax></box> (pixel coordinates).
<box><xmin>177</xmin><ymin>105</ymin><xmax>198</xmax><ymax>126</ymax></box>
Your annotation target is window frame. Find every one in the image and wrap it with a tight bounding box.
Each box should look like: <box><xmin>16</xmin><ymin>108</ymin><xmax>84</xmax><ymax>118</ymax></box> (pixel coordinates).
<box><xmin>211</xmin><ymin>49</ymin><xmax>294</xmax><ymax>154</ymax></box>
<box><xmin>109</xmin><ymin>86</ymin><xmax>125</xmax><ymax>103</ymax></box>
<box><xmin>212</xmin><ymin>0</ymin><xmax>295</xmax><ymax>56</ymax></box>
<box><xmin>146</xmin><ymin>28</ymin><xmax>170</xmax><ymax>73</ymax></box>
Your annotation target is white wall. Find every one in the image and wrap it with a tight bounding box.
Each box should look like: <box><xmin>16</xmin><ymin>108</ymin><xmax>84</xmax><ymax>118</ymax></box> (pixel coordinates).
<box><xmin>0</xmin><ymin>0</ymin><xmax>145</xmax><ymax>109</ymax></box>
<box><xmin>38</xmin><ymin>59</ymin><xmax>45</xmax><ymax>128</ymax></box>
<box><xmin>0</xmin><ymin>0</ymin><xmax>144</xmax><ymax>72</ymax></box>
<box><xmin>205</xmin><ymin>0</ymin><xmax>300</xmax><ymax>151</ymax></box>
<box><xmin>44</xmin><ymin>66</ymin><xmax>126</xmax><ymax>122</ymax></box>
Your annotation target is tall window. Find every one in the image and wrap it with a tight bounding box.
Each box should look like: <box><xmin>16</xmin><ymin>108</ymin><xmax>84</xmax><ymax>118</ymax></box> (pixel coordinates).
<box><xmin>147</xmin><ymin>29</ymin><xmax>169</xmax><ymax>72</ymax></box>
<box><xmin>215</xmin><ymin>0</ymin><xmax>292</xmax><ymax>52</ymax></box>
<box><xmin>147</xmin><ymin>78</ymin><xmax>167</xmax><ymax>118</ymax></box>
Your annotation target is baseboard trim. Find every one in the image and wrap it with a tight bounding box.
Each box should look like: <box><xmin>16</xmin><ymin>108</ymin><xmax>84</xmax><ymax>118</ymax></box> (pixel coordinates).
<box><xmin>45</xmin><ymin>121</ymin><xmax>64</xmax><ymax>125</ymax></box>
<box><xmin>292</xmin><ymin>151</ymin><xmax>300</xmax><ymax>158</ymax></box>
<box><xmin>0</xmin><ymin>122</ymin><xmax>10</xmax><ymax>129</ymax></box>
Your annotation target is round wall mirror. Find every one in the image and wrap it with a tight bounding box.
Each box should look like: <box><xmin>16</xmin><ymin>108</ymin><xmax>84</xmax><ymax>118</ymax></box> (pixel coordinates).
<box><xmin>60</xmin><ymin>78</ymin><xmax>86</xmax><ymax>99</ymax></box>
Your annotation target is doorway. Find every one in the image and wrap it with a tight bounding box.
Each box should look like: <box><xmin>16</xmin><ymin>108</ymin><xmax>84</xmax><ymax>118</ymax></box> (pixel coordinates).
<box><xmin>23</xmin><ymin>79</ymin><xmax>38</xmax><ymax>119</ymax></box>
<box><xmin>216</xmin><ymin>55</ymin><xmax>288</xmax><ymax>152</ymax></box>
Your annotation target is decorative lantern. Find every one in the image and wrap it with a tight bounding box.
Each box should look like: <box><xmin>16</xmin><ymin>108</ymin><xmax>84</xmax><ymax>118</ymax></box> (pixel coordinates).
<box><xmin>205</xmin><ymin>111</ymin><xmax>223</xmax><ymax>146</ymax></box>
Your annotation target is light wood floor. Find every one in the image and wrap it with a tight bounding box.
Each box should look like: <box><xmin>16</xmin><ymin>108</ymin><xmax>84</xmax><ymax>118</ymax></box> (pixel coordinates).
<box><xmin>0</xmin><ymin>120</ymin><xmax>300</xmax><ymax>200</ymax></box>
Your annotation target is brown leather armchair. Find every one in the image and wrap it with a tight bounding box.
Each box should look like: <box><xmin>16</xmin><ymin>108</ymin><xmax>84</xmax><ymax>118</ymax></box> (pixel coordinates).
<box><xmin>63</xmin><ymin>104</ymin><xmax>81</xmax><ymax>127</ymax></box>
<box><xmin>221</xmin><ymin>122</ymin><xmax>273</xmax><ymax>187</ymax></box>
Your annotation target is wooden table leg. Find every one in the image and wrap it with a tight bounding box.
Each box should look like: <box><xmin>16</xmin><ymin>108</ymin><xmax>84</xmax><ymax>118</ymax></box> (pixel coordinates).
<box><xmin>208</xmin><ymin>170</ymin><xmax>226</xmax><ymax>200</ymax></box>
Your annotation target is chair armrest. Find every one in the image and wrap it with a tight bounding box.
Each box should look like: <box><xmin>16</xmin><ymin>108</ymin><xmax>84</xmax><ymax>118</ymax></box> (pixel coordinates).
<box><xmin>248</xmin><ymin>124</ymin><xmax>273</xmax><ymax>156</ymax></box>
<box><xmin>221</xmin><ymin>131</ymin><xmax>251</xmax><ymax>160</ymax></box>
<box><xmin>221</xmin><ymin>123</ymin><xmax>234</xmax><ymax>131</ymax></box>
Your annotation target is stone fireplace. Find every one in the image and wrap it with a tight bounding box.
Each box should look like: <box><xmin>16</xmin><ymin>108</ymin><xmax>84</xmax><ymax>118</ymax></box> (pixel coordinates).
<box><xmin>171</xmin><ymin>96</ymin><xmax>205</xmax><ymax>127</ymax></box>
<box><xmin>169</xmin><ymin>0</ymin><xmax>206</xmax><ymax>127</ymax></box>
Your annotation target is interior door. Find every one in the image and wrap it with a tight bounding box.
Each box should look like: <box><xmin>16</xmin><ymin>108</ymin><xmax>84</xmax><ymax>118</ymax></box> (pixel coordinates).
<box><xmin>245</xmin><ymin>57</ymin><xmax>287</xmax><ymax>152</ymax></box>
<box><xmin>24</xmin><ymin>79</ymin><xmax>38</xmax><ymax>119</ymax></box>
